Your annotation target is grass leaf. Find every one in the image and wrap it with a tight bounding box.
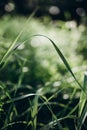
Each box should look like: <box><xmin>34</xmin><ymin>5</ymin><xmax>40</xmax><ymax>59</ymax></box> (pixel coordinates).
<box><xmin>39</xmin><ymin>115</ymin><xmax>75</xmax><ymax>130</ymax></box>
<box><xmin>31</xmin><ymin>95</ymin><xmax>38</xmax><ymax>130</ymax></box>
<box><xmin>0</xmin><ymin>9</ymin><xmax>37</xmax><ymax>67</ymax></box>
<box><xmin>77</xmin><ymin>72</ymin><xmax>87</xmax><ymax>130</ymax></box>
<box><xmin>33</xmin><ymin>34</ymin><xmax>83</xmax><ymax>91</ymax></box>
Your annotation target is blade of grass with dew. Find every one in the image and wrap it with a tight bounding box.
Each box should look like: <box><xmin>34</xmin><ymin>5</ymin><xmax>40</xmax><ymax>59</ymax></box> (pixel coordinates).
<box><xmin>32</xmin><ymin>35</ymin><xmax>84</xmax><ymax>92</ymax></box>
<box><xmin>77</xmin><ymin>72</ymin><xmax>87</xmax><ymax>130</ymax></box>
<box><xmin>0</xmin><ymin>9</ymin><xmax>37</xmax><ymax>67</ymax></box>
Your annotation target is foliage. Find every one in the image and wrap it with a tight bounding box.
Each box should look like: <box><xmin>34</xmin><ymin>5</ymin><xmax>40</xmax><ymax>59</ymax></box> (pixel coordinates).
<box><xmin>76</xmin><ymin>26</ymin><xmax>87</xmax><ymax>60</ymax></box>
<box><xmin>0</xmin><ymin>15</ymin><xmax>87</xmax><ymax>130</ymax></box>
<box><xmin>0</xmin><ymin>0</ymin><xmax>87</xmax><ymax>23</ymax></box>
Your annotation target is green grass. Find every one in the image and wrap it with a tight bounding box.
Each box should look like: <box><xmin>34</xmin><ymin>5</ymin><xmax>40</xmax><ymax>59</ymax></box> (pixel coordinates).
<box><xmin>0</xmin><ymin>15</ymin><xmax>87</xmax><ymax>130</ymax></box>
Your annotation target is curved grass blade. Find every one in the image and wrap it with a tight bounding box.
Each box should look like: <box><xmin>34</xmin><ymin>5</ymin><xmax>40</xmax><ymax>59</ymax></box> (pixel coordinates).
<box><xmin>32</xmin><ymin>34</ymin><xmax>83</xmax><ymax>91</ymax></box>
<box><xmin>5</xmin><ymin>93</ymin><xmax>37</xmax><ymax>104</ymax></box>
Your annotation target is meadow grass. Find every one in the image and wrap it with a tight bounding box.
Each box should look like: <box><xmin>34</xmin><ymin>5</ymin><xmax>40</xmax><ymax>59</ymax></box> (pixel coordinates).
<box><xmin>0</xmin><ymin>15</ymin><xmax>87</xmax><ymax>130</ymax></box>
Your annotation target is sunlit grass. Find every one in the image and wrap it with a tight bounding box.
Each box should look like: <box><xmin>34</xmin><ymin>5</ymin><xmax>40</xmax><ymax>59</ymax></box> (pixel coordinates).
<box><xmin>0</xmin><ymin>15</ymin><xmax>87</xmax><ymax>130</ymax></box>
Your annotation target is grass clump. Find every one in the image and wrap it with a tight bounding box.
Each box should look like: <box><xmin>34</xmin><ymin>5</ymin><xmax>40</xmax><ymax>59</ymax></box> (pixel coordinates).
<box><xmin>0</xmin><ymin>15</ymin><xmax>87</xmax><ymax>130</ymax></box>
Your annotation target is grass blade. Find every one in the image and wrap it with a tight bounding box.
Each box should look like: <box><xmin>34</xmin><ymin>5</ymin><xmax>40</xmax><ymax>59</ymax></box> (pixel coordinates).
<box><xmin>39</xmin><ymin>115</ymin><xmax>75</xmax><ymax>130</ymax></box>
<box><xmin>77</xmin><ymin>72</ymin><xmax>87</xmax><ymax>130</ymax></box>
<box><xmin>5</xmin><ymin>93</ymin><xmax>37</xmax><ymax>104</ymax></box>
<box><xmin>0</xmin><ymin>9</ymin><xmax>37</xmax><ymax>67</ymax></box>
<box><xmin>33</xmin><ymin>34</ymin><xmax>83</xmax><ymax>91</ymax></box>
<box><xmin>31</xmin><ymin>95</ymin><xmax>38</xmax><ymax>130</ymax></box>
<box><xmin>79</xmin><ymin>72</ymin><xmax>87</xmax><ymax>116</ymax></box>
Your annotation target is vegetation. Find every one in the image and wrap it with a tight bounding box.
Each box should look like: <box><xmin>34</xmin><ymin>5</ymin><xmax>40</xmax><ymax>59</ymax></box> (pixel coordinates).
<box><xmin>0</xmin><ymin>15</ymin><xmax>87</xmax><ymax>130</ymax></box>
<box><xmin>1</xmin><ymin>0</ymin><xmax>87</xmax><ymax>24</ymax></box>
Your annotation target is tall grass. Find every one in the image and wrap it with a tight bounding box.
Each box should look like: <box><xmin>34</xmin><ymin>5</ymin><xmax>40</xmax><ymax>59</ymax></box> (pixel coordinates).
<box><xmin>0</xmin><ymin>16</ymin><xmax>87</xmax><ymax>130</ymax></box>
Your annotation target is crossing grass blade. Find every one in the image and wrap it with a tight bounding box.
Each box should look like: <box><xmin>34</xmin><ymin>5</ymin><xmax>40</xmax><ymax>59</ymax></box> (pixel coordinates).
<box><xmin>77</xmin><ymin>72</ymin><xmax>87</xmax><ymax>130</ymax></box>
<box><xmin>0</xmin><ymin>9</ymin><xmax>37</xmax><ymax>68</ymax></box>
<box><xmin>39</xmin><ymin>115</ymin><xmax>75</xmax><ymax>130</ymax></box>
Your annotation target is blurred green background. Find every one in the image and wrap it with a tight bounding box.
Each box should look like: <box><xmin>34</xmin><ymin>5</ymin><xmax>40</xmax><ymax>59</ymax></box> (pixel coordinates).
<box><xmin>0</xmin><ymin>0</ymin><xmax>87</xmax><ymax>130</ymax></box>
